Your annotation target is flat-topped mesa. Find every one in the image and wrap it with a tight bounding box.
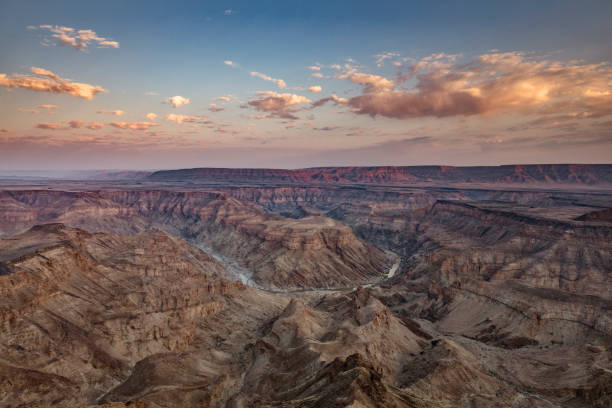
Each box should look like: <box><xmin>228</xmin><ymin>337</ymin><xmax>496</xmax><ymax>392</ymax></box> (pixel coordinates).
<box><xmin>147</xmin><ymin>164</ymin><xmax>612</xmax><ymax>186</ymax></box>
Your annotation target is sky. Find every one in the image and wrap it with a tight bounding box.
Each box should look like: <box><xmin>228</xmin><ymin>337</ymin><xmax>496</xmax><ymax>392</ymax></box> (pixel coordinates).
<box><xmin>0</xmin><ymin>0</ymin><xmax>611</xmax><ymax>170</ymax></box>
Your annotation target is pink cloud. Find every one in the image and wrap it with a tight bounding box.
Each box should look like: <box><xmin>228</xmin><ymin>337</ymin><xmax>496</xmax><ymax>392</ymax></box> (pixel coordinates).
<box><xmin>248</xmin><ymin>91</ymin><xmax>311</xmax><ymax>119</ymax></box>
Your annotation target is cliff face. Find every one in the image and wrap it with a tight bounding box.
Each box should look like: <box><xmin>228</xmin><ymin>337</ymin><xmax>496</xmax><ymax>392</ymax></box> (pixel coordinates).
<box><xmin>0</xmin><ymin>224</ymin><xmax>244</xmax><ymax>407</ymax></box>
<box><xmin>0</xmin><ymin>190</ymin><xmax>394</xmax><ymax>289</ymax></box>
<box><xmin>147</xmin><ymin>164</ymin><xmax>612</xmax><ymax>186</ymax></box>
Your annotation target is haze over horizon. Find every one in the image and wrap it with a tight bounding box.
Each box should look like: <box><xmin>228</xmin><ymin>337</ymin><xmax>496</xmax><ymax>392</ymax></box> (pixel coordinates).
<box><xmin>1</xmin><ymin>0</ymin><xmax>612</xmax><ymax>170</ymax></box>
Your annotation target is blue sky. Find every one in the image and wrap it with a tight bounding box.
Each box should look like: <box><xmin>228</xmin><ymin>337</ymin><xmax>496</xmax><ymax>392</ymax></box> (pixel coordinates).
<box><xmin>1</xmin><ymin>0</ymin><xmax>611</xmax><ymax>169</ymax></box>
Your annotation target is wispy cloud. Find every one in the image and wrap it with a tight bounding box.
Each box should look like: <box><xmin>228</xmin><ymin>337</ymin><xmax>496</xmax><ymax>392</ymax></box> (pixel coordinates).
<box><xmin>18</xmin><ymin>108</ymin><xmax>40</xmax><ymax>114</ymax></box>
<box><xmin>146</xmin><ymin>112</ymin><xmax>158</xmax><ymax>120</ymax></box>
<box><xmin>308</xmin><ymin>85</ymin><xmax>322</xmax><ymax>93</ymax></box>
<box><xmin>33</xmin><ymin>25</ymin><xmax>119</xmax><ymax>50</ymax></box>
<box><xmin>374</xmin><ymin>51</ymin><xmax>400</xmax><ymax>67</ymax></box>
<box><xmin>224</xmin><ymin>9</ymin><xmax>234</xmax><ymax>15</ymax></box>
<box><xmin>110</xmin><ymin>121</ymin><xmax>159</xmax><ymax>130</ymax></box>
<box><xmin>0</xmin><ymin>67</ymin><xmax>106</xmax><ymax>99</ymax></box>
<box><xmin>250</xmin><ymin>71</ymin><xmax>287</xmax><ymax>89</ymax></box>
<box><xmin>37</xmin><ymin>104</ymin><xmax>57</xmax><ymax>110</ymax></box>
<box><xmin>224</xmin><ymin>60</ymin><xmax>238</xmax><ymax>68</ymax></box>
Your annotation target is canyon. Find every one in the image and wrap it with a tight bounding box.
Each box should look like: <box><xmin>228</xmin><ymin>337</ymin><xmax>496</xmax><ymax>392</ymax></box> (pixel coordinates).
<box><xmin>0</xmin><ymin>165</ymin><xmax>610</xmax><ymax>407</ymax></box>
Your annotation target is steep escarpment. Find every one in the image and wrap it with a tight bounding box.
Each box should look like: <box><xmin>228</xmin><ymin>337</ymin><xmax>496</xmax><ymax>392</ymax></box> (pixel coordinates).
<box><xmin>148</xmin><ymin>164</ymin><xmax>612</xmax><ymax>186</ymax></box>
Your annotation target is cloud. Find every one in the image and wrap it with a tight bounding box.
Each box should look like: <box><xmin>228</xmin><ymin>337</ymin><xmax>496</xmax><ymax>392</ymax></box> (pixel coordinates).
<box><xmin>375</xmin><ymin>51</ymin><xmax>400</xmax><ymax>67</ymax></box>
<box><xmin>0</xmin><ymin>67</ymin><xmax>106</xmax><ymax>99</ymax></box>
<box><xmin>36</xmin><ymin>122</ymin><xmax>70</xmax><ymax>130</ymax></box>
<box><xmin>18</xmin><ymin>108</ymin><xmax>40</xmax><ymax>114</ymax></box>
<box><xmin>146</xmin><ymin>112</ymin><xmax>158</xmax><ymax>120</ymax></box>
<box><xmin>327</xmin><ymin>51</ymin><xmax>612</xmax><ymax>120</ymax></box>
<box><xmin>224</xmin><ymin>60</ymin><xmax>237</xmax><ymax>68</ymax></box>
<box><xmin>224</xmin><ymin>9</ymin><xmax>234</xmax><ymax>15</ymax></box>
<box><xmin>308</xmin><ymin>85</ymin><xmax>322</xmax><ymax>93</ymax></box>
<box><xmin>109</xmin><ymin>121</ymin><xmax>159</xmax><ymax>130</ymax></box>
<box><xmin>36</xmin><ymin>25</ymin><xmax>119</xmax><ymax>50</ymax></box>
<box><xmin>308</xmin><ymin>66</ymin><xmax>321</xmax><ymax>71</ymax></box>
<box><xmin>247</xmin><ymin>91</ymin><xmax>311</xmax><ymax>119</ymax></box>
<box><xmin>209</xmin><ymin>103</ymin><xmax>225</xmax><ymax>112</ymax></box>
<box><xmin>311</xmin><ymin>72</ymin><xmax>324</xmax><ymax>78</ymax></box>
<box><xmin>314</xmin><ymin>125</ymin><xmax>341</xmax><ymax>131</ymax></box>
<box><xmin>311</xmin><ymin>93</ymin><xmax>349</xmax><ymax>108</ymax></box>
<box><xmin>250</xmin><ymin>72</ymin><xmax>286</xmax><ymax>89</ymax></box>
<box><xmin>216</xmin><ymin>96</ymin><xmax>231</xmax><ymax>101</ymax></box>
<box><xmin>166</xmin><ymin>114</ymin><xmax>211</xmax><ymax>124</ymax></box>
<box><xmin>168</xmin><ymin>95</ymin><xmax>190</xmax><ymax>108</ymax></box>
<box><xmin>145</xmin><ymin>91</ymin><xmax>159</xmax><ymax>96</ymax></box>
<box><xmin>40</xmin><ymin>120</ymin><xmax>105</xmax><ymax>130</ymax></box>
<box><xmin>85</xmin><ymin>122</ymin><xmax>104</xmax><ymax>130</ymax></box>
<box><xmin>97</xmin><ymin>109</ymin><xmax>124</xmax><ymax>116</ymax></box>
<box><xmin>337</xmin><ymin>71</ymin><xmax>394</xmax><ymax>92</ymax></box>
<box><xmin>37</xmin><ymin>104</ymin><xmax>57</xmax><ymax>110</ymax></box>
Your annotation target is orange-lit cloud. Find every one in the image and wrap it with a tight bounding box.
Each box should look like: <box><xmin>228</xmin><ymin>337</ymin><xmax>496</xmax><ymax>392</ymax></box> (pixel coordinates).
<box><xmin>168</xmin><ymin>95</ymin><xmax>190</xmax><ymax>108</ymax></box>
<box><xmin>328</xmin><ymin>52</ymin><xmax>612</xmax><ymax>120</ymax></box>
<box><xmin>146</xmin><ymin>112</ymin><xmax>158</xmax><ymax>120</ymax></box>
<box><xmin>308</xmin><ymin>85</ymin><xmax>322</xmax><ymax>93</ymax></box>
<box><xmin>97</xmin><ymin>109</ymin><xmax>124</xmax><ymax>116</ymax></box>
<box><xmin>35</xmin><ymin>25</ymin><xmax>119</xmax><ymax>50</ymax></box>
<box><xmin>224</xmin><ymin>60</ymin><xmax>237</xmax><ymax>68</ymax></box>
<box><xmin>0</xmin><ymin>67</ymin><xmax>106</xmax><ymax>99</ymax></box>
<box><xmin>250</xmin><ymin>71</ymin><xmax>287</xmax><ymax>89</ymax></box>
<box><xmin>37</xmin><ymin>104</ymin><xmax>57</xmax><ymax>110</ymax></box>
<box><xmin>248</xmin><ymin>91</ymin><xmax>311</xmax><ymax>119</ymax></box>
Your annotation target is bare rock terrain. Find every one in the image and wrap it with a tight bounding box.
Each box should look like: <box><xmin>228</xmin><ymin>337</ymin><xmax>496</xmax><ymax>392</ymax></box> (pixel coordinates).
<box><xmin>0</xmin><ymin>167</ymin><xmax>611</xmax><ymax>407</ymax></box>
